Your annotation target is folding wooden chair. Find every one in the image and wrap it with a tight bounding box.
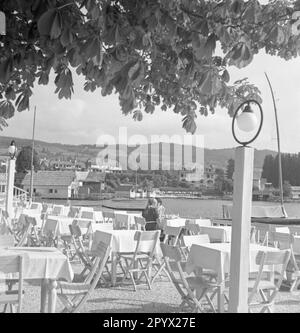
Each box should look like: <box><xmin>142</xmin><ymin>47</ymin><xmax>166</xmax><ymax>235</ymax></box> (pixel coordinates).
<box><xmin>134</xmin><ymin>216</ymin><xmax>146</xmax><ymax>231</ymax></box>
<box><xmin>248</xmin><ymin>250</ymin><xmax>290</xmax><ymax>313</ymax></box>
<box><xmin>113</xmin><ymin>214</ymin><xmax>129</xmax><ymax>230</ymax></box>
<box><xmin>25</xmin><ymin>216</ymin><xmax>41</xmax><ymax>247</ymax></box>
<box><xmin>163</xmin><ymin>226</ymin><xmax>183</xmax><ymax>246</ymax></box>
<box><xmin>253</xmin><ymin>223</ymin><xmax>273</xmax><ymax>246</ymax></box>
<box><xmin>185</xmin><ymin>223</ymin><xmax>201</xmax><ymax>236</ymax></box>
<box><xmin>161</xmin><ymin>243</ymin><xmax>219</xmax><ymax>313</ymax></box>
<box><xmin>56</xmin><ymin>240</ymin><xmax>111</xmax><ymax>313</ymax></box>
<box><xmin>51</xmin><ymin>205</ymin><xmax>64</xmax><ymax>216</ymax></box>
<box><xmin>80</xmin><ymin>211</ymin><xmax>95</xmax><ymax>220</ymax></box>
<box><xmin>270</xmin><ymin>231</ymin><xmax>300</xmax><ymax>292</ymax></box>
<box><xmin>152</xmin><ymin>226</ymin><xmax>184</xmax><ymax>283</ymax></box>
<box><xmin>69</xmin><ymin>224</ymin><xmax>94</xmax><ymax>278</ymax></box>
<box><xmin>73</xmin><ymin>219</ymin><xmax>93</xmax><ymax>249</ymax></box>
<box><xmin>0</xmin><ymin>210</ymin><xmax>13</xmax><ymax>236</ymax></box>
<box><xmin>0</xmin><ymin>255</ymin><xmax>24</xmax><ymax>313</ymax></box>
<box><xmin>119</xmin><ymin>230</ymin><xmax>160</xmax><ymax>291</ymax></box>
<box><xmin>102</xmin><ymin>211</ymin><xmax>115</xmax><ymax>224</ymax></box>
<box><xmin>68</xmin><ymin>206</ymin><xmax>80</xmax><ymax>218</ymax></box>
<box><xmin>15</xmin><ymin>217</ymin><xmax>34</xmax><ymax>247</ymax></box>
<box><xmin>40</xmin><ymin>218</ymin><xmax>59</xmax><ymax>247</ymax></box>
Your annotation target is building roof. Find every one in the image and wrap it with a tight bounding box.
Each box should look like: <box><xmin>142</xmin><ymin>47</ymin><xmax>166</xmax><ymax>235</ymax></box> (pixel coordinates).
<box><xmin>75</xmin><ymin>171</ymin><xmax>105</xmax><ymax>183</ymax></box>
<box><xmin>85</xmin><ymin>172</ymin><xmax>105</xmax><ymax>183</ymax></box>
<box><xmin>75</xmin><ymin>171</ymin><xmax>89</xmax><ymax>182</ymax></box>
<box><xmin>15</xmin><ymin>171</ymin><xmax>76</xmax><ymax>187</ymax></box>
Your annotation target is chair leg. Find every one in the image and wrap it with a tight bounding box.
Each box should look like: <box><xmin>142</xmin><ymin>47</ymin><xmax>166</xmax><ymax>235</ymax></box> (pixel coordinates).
<box><xmin>129</xmin><ymin>271</ymin><xmax>137</xmax><ymax>291</ymax></box>
<box><xmin>290</xmin><ymin>277</ymin><xmax>300</xmax><ymax>292</ymax></box>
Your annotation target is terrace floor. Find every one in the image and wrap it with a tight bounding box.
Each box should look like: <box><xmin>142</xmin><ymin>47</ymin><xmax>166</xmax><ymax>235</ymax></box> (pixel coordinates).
<box><xmin>18</xmin><ymin>263</ymin><xmax>300</xmax><ymax>313</ymax></box>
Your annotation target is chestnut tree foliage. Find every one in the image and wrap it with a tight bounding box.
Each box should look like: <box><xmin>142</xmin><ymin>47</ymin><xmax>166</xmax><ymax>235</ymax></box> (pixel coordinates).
<box><xmin>1</xmin><ymin>0</ymin><xmax>300</xmax><ymax>133</ymax></box>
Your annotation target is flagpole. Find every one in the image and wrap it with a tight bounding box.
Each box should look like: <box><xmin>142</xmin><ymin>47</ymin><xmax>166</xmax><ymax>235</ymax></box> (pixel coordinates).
<box><xmin>29</xmin><ymin>106</ymin><xmax>36</xmax><ymax>204</ymax></box>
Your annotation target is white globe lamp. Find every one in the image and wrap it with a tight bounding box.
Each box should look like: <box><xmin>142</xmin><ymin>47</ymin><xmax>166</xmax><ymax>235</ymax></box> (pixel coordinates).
<box><xmin>236</xmin><ymin>104</ymin><xmax>258</xmax><ymax>132</ymax></box>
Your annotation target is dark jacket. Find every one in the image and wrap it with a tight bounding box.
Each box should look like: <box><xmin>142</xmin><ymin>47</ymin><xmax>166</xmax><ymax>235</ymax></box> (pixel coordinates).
<box><xmin>142</xmin><ymin>206</ymin><xmax>159</xmax><ymax>222</ymax></box>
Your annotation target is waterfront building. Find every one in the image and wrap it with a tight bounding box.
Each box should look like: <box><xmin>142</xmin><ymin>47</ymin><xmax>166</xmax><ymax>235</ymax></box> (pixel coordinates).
<box><xmin>15</xmin><ymin>170</ymin><xmax>78</xmax><ymax>199</ymax></box>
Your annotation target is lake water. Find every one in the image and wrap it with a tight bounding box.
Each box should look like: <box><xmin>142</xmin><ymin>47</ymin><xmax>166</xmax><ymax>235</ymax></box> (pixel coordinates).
<box><xmin>43</xmin><ymin>198</ymin><xmax>300</xmax><ymax>219</ymax></box>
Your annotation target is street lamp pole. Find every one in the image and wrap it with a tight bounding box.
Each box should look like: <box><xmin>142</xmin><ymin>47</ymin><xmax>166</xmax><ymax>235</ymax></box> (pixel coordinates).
<box><xmin>229</xmin><ymin>100</ymin><xmax>263</xmax><ymax>313</ymax></box>
<box><xmin>5</xmin><ymin>141</ymin><xmax>17</xmax><ymax>218</ymax></box>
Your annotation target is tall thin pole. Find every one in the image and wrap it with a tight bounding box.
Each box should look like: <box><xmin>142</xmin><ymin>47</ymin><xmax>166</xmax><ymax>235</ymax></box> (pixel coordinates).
<box><xmin>29</xmin><ymin>106</ymin><xmax>36</xmax><ymax>203</ymax></box>
<box><xmin>265</xmin><ymin>72</ymin><xmax>286</xmax><ymax>216</ymax></box>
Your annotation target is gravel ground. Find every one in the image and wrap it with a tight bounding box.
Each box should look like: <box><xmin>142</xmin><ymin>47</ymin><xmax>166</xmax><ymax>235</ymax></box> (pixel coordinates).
<box><xmin>13</xmin><ymin>262</ymin><xmax>300</xmax><ymax>313</ymax></box>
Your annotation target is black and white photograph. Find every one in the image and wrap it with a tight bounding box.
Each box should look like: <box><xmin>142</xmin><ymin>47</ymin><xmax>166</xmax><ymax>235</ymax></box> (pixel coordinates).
<box><xmin>1</xmin><ymin>0</ymin><xmax>300</xmax><ymax>316</ymax></box>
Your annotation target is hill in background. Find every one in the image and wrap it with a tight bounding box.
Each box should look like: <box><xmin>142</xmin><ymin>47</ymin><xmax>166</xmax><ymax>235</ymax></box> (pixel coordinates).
<box><xmin>0</xmin><ymin>135</ymin><xmax>277</xmax><ymax>170</ymax></box>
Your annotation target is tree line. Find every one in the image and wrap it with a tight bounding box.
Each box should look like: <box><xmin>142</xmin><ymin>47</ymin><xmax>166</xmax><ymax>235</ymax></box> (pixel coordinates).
<box><xmin>262</xmin><ymin>153</ymin><xmax>300</xmax><ymax>187</ymax></box>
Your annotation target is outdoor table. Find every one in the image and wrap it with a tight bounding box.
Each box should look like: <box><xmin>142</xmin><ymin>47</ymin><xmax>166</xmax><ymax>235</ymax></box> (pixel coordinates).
<box><xmin>185</xmin><ymin>243</ymin><xmax>281</xmax><ymax>313</ymax></box>
<box><xmin>199</xmin><ymin>226</ymin><xmax>232</xmax><ymax>243</ymax></box>
<box><xmin>0</xmin><ymin>247</ymin><xmax>73</xmax><ymax>313</ymax></box>
<box><xmin>91</xmin><ymin>230</ymin><xmax>162</xmax><ymax>286</ymax></box>
<box><xmin>293</xmin><ymin>236</ymin><xmax>300</xmax><ymax>254</ymax></box>
<box><xmin>164</xmin><ymin>218</ymin><xmax>187</xmax><ymax>228</ymax></box>
<box><xmin>46</xmin><ymin>215</ymin><xmax>113</xmax><ymax>235</ymax></box>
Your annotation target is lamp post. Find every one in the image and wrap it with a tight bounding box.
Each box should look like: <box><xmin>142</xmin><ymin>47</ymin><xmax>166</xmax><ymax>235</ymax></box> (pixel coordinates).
<box><xmin>5</xmin><ymin>140</ymin><xmax>17</xmax><ymax>217</ymax></box>
<box><xmin>229</xmin><ymin>100</ymin><xmax>263</xmax><ymax>313</ymax></box>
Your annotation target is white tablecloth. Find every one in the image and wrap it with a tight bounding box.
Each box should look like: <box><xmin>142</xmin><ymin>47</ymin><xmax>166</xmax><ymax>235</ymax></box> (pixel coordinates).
<box><xmin>0</xmin><ymin>247</ymin><xmax>73</xmax><ymax>281</ymax></box>
<box><xmin>91</xmin><ymin>230</ymin><xmax>162</xmax><ymax>256</ymax></box>
<box><xmin>46</xmin><ymin>215</ymin><xmax>113</xmax><ymax>235</ymax></box>
<box><xmin>186</xmin><ymin>243</ymin><xmax>281</xmax><ymax>284</ymax></box>
<box><xmin>293</xmin><ymin>236</ymin><xmax>300</xmax><ymax>254</ymax></box>
<box><xmin>164</xmin><ymin>218</ymin><xmax>187</xmax><ymax>228</ymax></box>
<box><xmin>199</xmin><ymin>226</ymin><xmax>232</xmax><ymax>243</ymax></box>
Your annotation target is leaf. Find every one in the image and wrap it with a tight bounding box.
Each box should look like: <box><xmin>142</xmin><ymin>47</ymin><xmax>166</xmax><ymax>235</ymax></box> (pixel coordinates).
<box><xmin>204</xmin><ymin>34</ymin><xmax>217</xmax><ymax>58</ymax></box>
<box><xmin>199</xmin><ymin>71</ymin><xmax>222</xmax><ymax>95</ymax></box>
<box><xmin>60</xmin><ymin>28</ymin><xmax>73</xmax><ymax>47</ymax></box>
<box><xmin>268</xmin><ymin>26</ymin><xmax>286</xmax><ymax>45</ymax></box>
<box><xmin>84</xmin><ymin>38</ymin><xmax>100</xmax><ymax>59</ymax></box>
<box><xmin>115</xmin><ymin>45</ymin><xmax>128</xmax><ymax>62</ymax></box>
<box><xmin>0</xmin><ymin>100</ymin><xmax>15</xmax><ymax>119</ymax></box>
<box><xmin>16</xmin><ymin>92</ymin><xmax>29</xmax><ymax>112</ymax></box>
<box><xmin>242</xmin><ymin>0</ymin><xmax>261</xmax><ymax>23</ymax></box>
<box><xmin>221</xmin><ymin>70</ymin><xmax>230</xmax><ymax>83</ymax></box>
<box><xmin>228</xmin><ymin>43</ymin><xmax>253</xmax><ymax>69</ymax></box>
<box><xmin>182</xmin><ymin>114</ymin><xmax>197</xmax><ymax>134</ymax></box>
<box><xmin>133</xmin><ymin>109</ymin><xmax>143</xmax><ymax>121</ymax></box>
<box><xmin>145</xmin><ymin>103</ymin><xmax>155</xmax><ymax>114</ymax></box>
<box><xmin>38</xmin><ymin>71</ymin><xmax>49</xmax><ymax>85</ymax></box>
<box><xmin>37</xmin><ymin>9</ymin><xmax>56</xmax><ymax>35</ymax></box>
<box><xmin>0</xmin><ymin>58</ymin><xmax>13</xmax><ymax>83</ymax></box>
<box><xmin>50</xmin><ymin>12</ymin><xmax>62</xmax><ymax>39</ymax></box>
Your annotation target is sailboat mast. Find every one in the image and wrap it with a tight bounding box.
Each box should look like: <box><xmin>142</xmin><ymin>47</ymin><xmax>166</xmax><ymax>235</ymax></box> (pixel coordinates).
<box><xmin>264</xmin><ymin>72</ymin><xmax>286</xmax><ymax>216</ymax></box>
<box><xmin>29</xmin><ymin>106</ymin><xmax>36</xmax><ymax>203</ymax></box>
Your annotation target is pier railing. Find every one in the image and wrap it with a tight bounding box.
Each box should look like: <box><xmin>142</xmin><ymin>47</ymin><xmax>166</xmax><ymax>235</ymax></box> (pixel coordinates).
<box><xmin>13</xmin><ymin>186</ymin><xmax>28</xmax><ymax>203</ymax></box>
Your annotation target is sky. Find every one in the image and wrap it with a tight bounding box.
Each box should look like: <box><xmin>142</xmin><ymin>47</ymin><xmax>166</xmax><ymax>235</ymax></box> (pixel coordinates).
<box><xmin>2</xmin><ymin>50</ymin><xmax>300</xmax><ymax>154</ymax></box>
